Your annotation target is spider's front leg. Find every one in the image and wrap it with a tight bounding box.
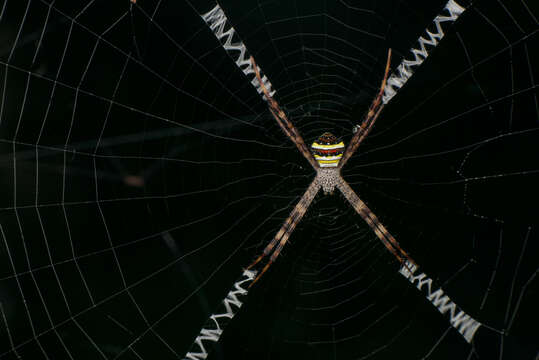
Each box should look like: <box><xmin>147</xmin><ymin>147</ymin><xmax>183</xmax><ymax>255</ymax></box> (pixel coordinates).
<box><xmin>337</xmin><ymin>177</ymin><xmax>414</xmax><ymax>265</ymax></box>
<box><xmin>247</xmin><ymin>179</ymin><xmax>320</xmax><ymax>286</ymax></box>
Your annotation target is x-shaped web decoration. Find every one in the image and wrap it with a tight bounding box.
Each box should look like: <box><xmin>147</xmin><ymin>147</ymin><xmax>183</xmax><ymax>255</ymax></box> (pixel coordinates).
<box><xmin>184</xmin><ymin>2</ymin><xmax>480</xmax><ymax>359</ymax></box>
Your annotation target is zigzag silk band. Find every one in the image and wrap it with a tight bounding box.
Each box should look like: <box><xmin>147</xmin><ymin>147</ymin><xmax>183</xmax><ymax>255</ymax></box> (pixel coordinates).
<box><xmin>399</xmin><ymin>261</ymin><xmax>481</xmax><ymax>343</ymax></box>
<box><xmin>382</xmin><ymin>0</ymin><xmax>468</xmax><ymax>104</ymax></box>
<box><xmin>201</xmin><ymin>4</ymin><xmax>275</xmax><ymax>101</ymax></box>
<box><xmin>183</xmin><ymin>270</ymin><xmax>257</xmax><ymax>360</ymax></box>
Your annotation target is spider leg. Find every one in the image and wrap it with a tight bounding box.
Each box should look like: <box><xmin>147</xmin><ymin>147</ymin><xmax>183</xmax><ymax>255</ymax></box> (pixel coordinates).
<box><xmin>250</xmin><ymin>227</ymin><xmax>293</xmax><ymax>286</ymax></box>
<box><xmin>337</xmin><ymin>177</ymin><xmax>414</xmax><ymax>266</ymax></box>
<box><xmin>251</xmin><ymin>56</ymin><xmax>319</xmax><ymax>170</ymax></box>
<box><xmin>367</xmin><ymin>48</ymin><xmax>392</xmax><ymax>118</ymax></box>
<box><xmin>201</xmin><ymin>3</ymin><xmax>317</xmax><ymax>169</ymax></box>
<box><xmin>247</xmin><ymin>179</ymin><xmax>321</xmax><ymax>286</ymax></box>
<box><xmin>339</xmin><ymin>49</ymin><xmax>392</xmax><ymax>168</ymax></box>
<box><xmin>245</xmin><ymin>213</ymin><xmax>295</xmax><ymax>271</ymax></box>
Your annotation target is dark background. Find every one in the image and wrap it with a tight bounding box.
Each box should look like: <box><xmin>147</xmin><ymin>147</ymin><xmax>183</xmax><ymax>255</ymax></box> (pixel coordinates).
<box><xmin>0</xmin><ymin>0</ymin><xmax>537</xmax><ymax>359</ymax></box>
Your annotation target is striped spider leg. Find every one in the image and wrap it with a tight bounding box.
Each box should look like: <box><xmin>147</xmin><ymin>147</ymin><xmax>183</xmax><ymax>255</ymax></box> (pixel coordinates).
<box><xmin>247</xmin><ymin>179</ymin><xmax>320</xmax><ymax>286</ymax></box>
<box><xmin>201</xmin><ymin>0</ymin><xmax>320</xmax><ymax>287</ymax></box>
<box><xmin>201</xmin><ymin>2</ymin><xmax>318</xmax><ymax>170</ymax></box>
<box><xmin>250</xmin><ymin>56</ymin><xmax>318</xmax><ymax>170</ymax></box>
<box><xmin>339</xmin><ymin>49</ymin><xmax>392</xmax><ymax>168</ymax></box>
<box><xmin>336</xmin><ymin>177</ymin><xmax>414</xmax><ymax>267</ymax></box>
<box><xmin>335</xmin><ymin>176</ymin><xmax>481</xmax><ymax>343</ymax></box>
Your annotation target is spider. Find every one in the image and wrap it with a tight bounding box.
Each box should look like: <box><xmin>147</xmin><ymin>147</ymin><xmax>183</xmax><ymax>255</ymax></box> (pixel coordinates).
<box><xmin>246</xmin><ymin>50</ymin><xmax>416</xmax><ymax>286</ymax></box>
<box><xmin>183</xmin><ymin>7</ymin><xmax>482</xmax><ymax>358</ymax></box>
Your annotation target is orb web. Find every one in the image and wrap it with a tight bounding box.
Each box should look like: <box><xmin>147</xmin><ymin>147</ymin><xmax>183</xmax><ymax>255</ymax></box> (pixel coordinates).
<box><xmin>0</xmin><ymin>0</ymin><xmax>537</xmax><ymax>359</ymax></box>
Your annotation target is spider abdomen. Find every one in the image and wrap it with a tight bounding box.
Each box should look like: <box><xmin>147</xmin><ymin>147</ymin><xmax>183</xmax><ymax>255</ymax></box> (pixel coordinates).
<box><xmin>311</xmin><ymin>132</ymin><xmax>345</xmax><ymax>168</ymax></box>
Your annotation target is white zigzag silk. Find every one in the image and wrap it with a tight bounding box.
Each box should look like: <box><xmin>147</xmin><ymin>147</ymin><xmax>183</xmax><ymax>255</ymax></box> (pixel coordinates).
<box><xmin>191</xmin><ymin>1</ymin><xmax>477</xmax><ymax>357</ymax></box>
<box><xmin>201</xmin><ymin>4</ymin><xmax>276</xmax><ymax>101</ymax></box>
<box><xmin>184</xmin><ymin>270</ymin><xmax>257</xmax><ymax>360</ymax></box>
<box><xmin>399</xmin><ymin>261</ymin><xmax>481</xmax><ymax>343</ymax></box>
<box><xmin>383</xmin><ymin>0</ymin><xmax>466</xmax><ymax>104</ymax></box>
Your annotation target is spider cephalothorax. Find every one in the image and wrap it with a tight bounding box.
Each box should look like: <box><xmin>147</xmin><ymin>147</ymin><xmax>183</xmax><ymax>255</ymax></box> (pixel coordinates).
<box><xmin>316</xmin><ymin>167</ymin><xmax>340</xmax><ymax>195</ymax></box>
